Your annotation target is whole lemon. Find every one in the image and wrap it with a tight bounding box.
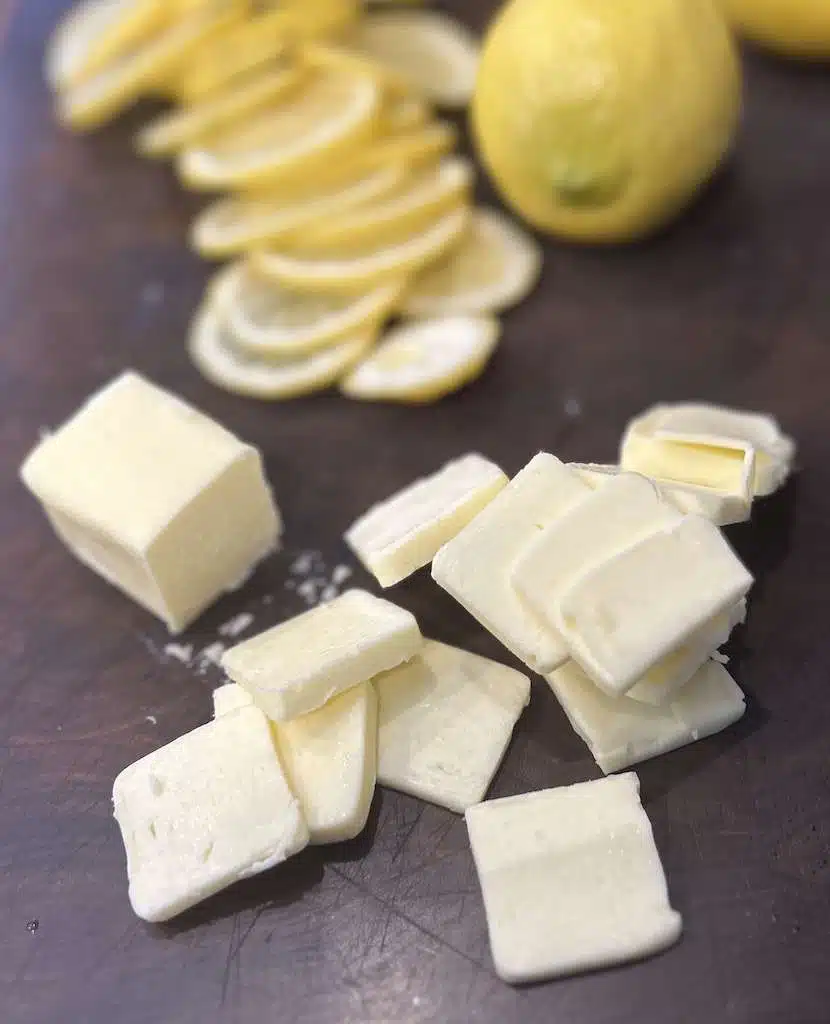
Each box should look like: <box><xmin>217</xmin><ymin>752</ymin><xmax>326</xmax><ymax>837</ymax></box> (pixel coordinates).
<box><xmin>472</xmin><ymin>0</ymin><xmax>742</xmax><ymax>243</ymax></box>
<box><xmin>723</xmin><ymin>0</ymin><xmax>830</xmax><ymax>58</ymax></box>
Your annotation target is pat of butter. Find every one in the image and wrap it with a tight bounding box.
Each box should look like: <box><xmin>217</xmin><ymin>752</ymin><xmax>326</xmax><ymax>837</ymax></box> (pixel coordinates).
<box><xmin>113</xmin><ymin>705</ymin><xmax>308</xmax><ymax>923</ymax></box>
<box><xmin>465</xmin><ymin>773</ymin><xmax>682</xmax><ymax>983</ymax></box>
<box><xmin>622</xmin><ymin>430</ymin><xmax>755</xmax><ymax>499</ymax></box>
<box><xmin>556</xmin><ymin>515</ymin><xmax>753</xmax><ymax>695</ymax></box>
<box><xmin>547</xmin><ymin>659</ymin><xmax>746</xmax><ymax>774</ymax></box>
<box><xmin>221</xmin><ymin>589</ymin><xmax>421</xmax><ymax>721</ymax></box>
<box><xmin>513</xmin><ymin>473</ymin><xmax>682</xmax><ymax>643</ymax></box>
<box><xmin>346</xmin><ymin>453</ymin><xmax>508</xmax><ymax>587</ymax></box>
<box><xmin>20</xmin><ymin>371</ymin><xmax>281</xmax><ymax>633</ymax></box>
<box><xmin>623</xmin><ymin>402</ymin><xmax>795</xmax><ymax>497</ymax></box>
<box><xmin>432</xmin><ymin>453</ymin><xmax>590</xmax><ymax>673</ymax></box>
<box><xmin>572</xmin><ymin>462</ymin><xmax>751</xmax><ymax>527</ymax></box>
<box><xmin>626</xmin><ymin>599</ymin><xmax>746</xmax><ymax>706</ymax></box>
<box><xmin>376</xmin><ymin>639</ymin><xmax>530</xmax><ymax>813</ymax></box>
<box><xmin>212</xmin><ymin>682</ymin><xmax>378</xmax><ymax>844</ymax></box>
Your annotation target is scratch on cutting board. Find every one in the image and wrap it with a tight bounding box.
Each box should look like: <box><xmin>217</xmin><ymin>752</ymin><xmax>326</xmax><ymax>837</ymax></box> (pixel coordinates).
<box><xmin>328</xmin><ymin>864</ymin><xmax>486</xmax><ymax>973</ymax></box>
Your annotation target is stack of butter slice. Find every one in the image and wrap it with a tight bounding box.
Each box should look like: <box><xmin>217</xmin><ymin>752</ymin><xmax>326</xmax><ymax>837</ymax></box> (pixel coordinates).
<box><xmin>113</xmin><ymin>588</ymin><xmax>530</xmax><ymax>922</ymax></box>
<box><xmin>46</xmin><ymin>0</ymin><xmax>543</xmax><ymax>404</ymax></box>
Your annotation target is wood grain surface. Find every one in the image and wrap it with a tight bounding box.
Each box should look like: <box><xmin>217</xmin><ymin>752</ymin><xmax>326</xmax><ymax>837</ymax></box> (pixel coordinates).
<box><xmin>2</xmin><ymin>3</ymin><xmax>829</xmax><ymax>1022</ymax></box>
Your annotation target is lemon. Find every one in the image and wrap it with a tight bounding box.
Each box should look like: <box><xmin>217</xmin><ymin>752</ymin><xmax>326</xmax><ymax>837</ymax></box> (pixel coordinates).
<box><xmin>190</xmin><ymin>162</ymin><xmax>407</xmax><ymax>258</ymax></box>
<box><xmin>473</xmin><ymin>0</ymin><xmax>741</xmax><ymax>243</ymax></box>
<box><xmin>340</xmin><ymin>316</ymin><xmax>500</xmax><ymax>404</ymax></box>
<box><xmin>402</xmin><ymin>207</ymin><xmax>542</xmax><ymax>317</ymax></box>
<box><xmin>723</xmin><ymin>0</ymin><xmax>830</xmax><ymax>58</ymax></box>
<box><xmin>211</xmin><ymin>261</ymin><xmax>404</xmax><ymax>357</ymax></box>
<box><xmin>189</xmin><ymin>302</ymin><xmax>376</xmax><ymax>399</ymax></box>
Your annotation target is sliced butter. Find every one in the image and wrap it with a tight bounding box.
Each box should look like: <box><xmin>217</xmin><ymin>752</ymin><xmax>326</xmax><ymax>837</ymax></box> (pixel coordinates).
<box><xmin>513</xmin><ymin>473</ymin><xmax>682</xmax><ymax>641</ymax></box>
<box><xmin>432</xmin><ymin>453</ymin><xmax>590</xmax><ymax>674</ymax></box>
<box><xmin>572</xmin><ymin>462</ymin><xmax>751</xmax><ymax>527</ymax></box>
<box><xmin>346</xmin><ymin>453</ymin><xmax>508</xmax><ymax>587</ymax></box>
<box><xmin>626</xmin><ymin>599</ymin><xmax>746</xmax><ymax>706</ymax></box>
<box><xmin>547</xmin><ymin>659</ymin><xmax>746</xmax><ymax>774</ymax></box>
<box><xmin>113</xmin><ymin>706</ymin><xmax>308</xmax><ymax>923</ymax></box>
<box><xmin>212</xmin><ymin>682</ymin><xmax>378</xmax><ymax>844</ymax></box>
<box><xmin>556</xmin><ymin>516</ymin><xmax>753</xmax><ymax>695</ymax></box>
<box><xmin>465</xmin><ymin>773</ymin><xmax>682</xmax><ymax>983</ymax></box>
<box><xmin>622</xmin><ymin>402</ymin><xmax>795</xmax><ymax>498</ymax></box>
<box><xmin>376</xmin><ymin>639</ymin><xmax>530</xmax><ymax>813</ymax></box>
<box><xmin>221</xmin><ymin>589</ymin><xmax>421</xmax><ymax>721</ymax></box>
<box><xmin>20</xmin><ymin>371</ymin><xmax>281</xmax><ymax>633</ymax></box>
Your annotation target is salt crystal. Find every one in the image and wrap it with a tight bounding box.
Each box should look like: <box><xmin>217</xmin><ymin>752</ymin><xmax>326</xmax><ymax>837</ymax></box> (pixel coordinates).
<box><xmin>219</xmin><ymin>612</ymin><xmax>254</xmax><ymax>638</ymax></box>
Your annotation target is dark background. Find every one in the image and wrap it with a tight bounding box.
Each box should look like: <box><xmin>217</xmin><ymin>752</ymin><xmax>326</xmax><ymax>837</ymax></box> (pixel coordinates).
<box><xmin>1</xmin><ymin>2</ymin><xmax>829</xmax><ymax>1022</ymax></box>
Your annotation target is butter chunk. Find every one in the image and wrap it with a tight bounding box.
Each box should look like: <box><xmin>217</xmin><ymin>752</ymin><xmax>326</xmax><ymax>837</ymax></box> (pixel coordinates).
<box><xmin>221</xmin><ymin>589</ymin><xmax>421</xmax><ymax>721</ymax></box>
<box><xmin>513</xmin><ymin>473</ymin><xmax>682</xmax><ymax>640</ymax></box>
<box><xmin>376</xmin><ymin>639</ymin><xmax>530</xmax><ymax>813</ymax></box>
<box><xmin>20</xmin><ymin>371</ymin><xmax>281</xmax><ymax>633</ymax></box>
<box><xmin>346</xmin><ymin>453</ymin><xmax>508</xmax><ymax>587</ymax></box>
<box><xmin>557</xmin><ymin>516</ymin><xmax>753</xmax><ymax>695</ymax></box>
<box><xmin>432</xmin><ymin>453</ymin><xmax>590</xmax><ymax>673</ymax></box>
<box><xmin>547</xmin><ymin>659</ymin><xmax>746</xmax><ymax>774</ymax></box>
<box><xmin>213</xmin><ymin>682</ymin><xmax>378</xmax><ymax>843</ymax></box>
<box><xmin>113</xmin><ymin>706</ymin><xmax>308</xmax><ymax>923</ymax></box>
<box><xmin>573</xmin><ymin>462</ymin><xmax>751</xmax><ymax>527</ymax></box>
<box><xmin>212</xmin><ymin>682</ymin><xmax>254</xmax><ymax>717</ymax></box>
<box><xmin>465</xmin><ymin>774</ymin><xmax>682</xmax><ymax>983</ymax></box>
<box><xmin>622</xmin><ymin>402</ymin><xmax>795</xmax><ymax>498</ymax></box>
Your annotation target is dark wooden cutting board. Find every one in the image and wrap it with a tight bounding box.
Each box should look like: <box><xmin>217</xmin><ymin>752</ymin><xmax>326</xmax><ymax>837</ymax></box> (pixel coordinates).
<box><xmin>1</xmin><ymin>3</ymin><xmax>829</xmax><ymax>1022</ymax></box>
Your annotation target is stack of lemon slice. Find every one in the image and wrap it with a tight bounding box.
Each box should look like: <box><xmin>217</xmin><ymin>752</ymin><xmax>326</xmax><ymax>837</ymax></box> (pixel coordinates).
<box><xmin>46</xmin><ymin>0</ymin><xmax>543</xmax><ymax>403</ymax></box>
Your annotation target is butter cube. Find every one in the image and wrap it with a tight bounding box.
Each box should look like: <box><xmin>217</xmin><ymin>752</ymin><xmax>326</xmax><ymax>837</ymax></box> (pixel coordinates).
<box><xmin>346</xmin><ymin>453</ymin><xmax>508</xmax><ymax>587</ymax></box>
<box><xmin>20</xmin><ymin>372</ymin><xmax>281</xmax><ymax>633</ymax></box>
<box><xmin>465</xmin><ymin>774</ymin><xmax>682</xmax><ymax>983</ymax></box>
<box><xmin>432</xmin><ymin>453</ymin><xmax>590</xmax><ymax>673</ymax></box>
<box><xmin>213</xmin><ymin>682</ymin><xmax>378</xmax><ymax>843</ymax></box>
<box><xmin>547</xmin><ymin>659</ymin><xmax>746</xmax><ymax>774</ymax></box>
<box><xmin>376</xmin><ymin>639</ymin><xmax>530</xmax><ymax>813</ymax></box>
<box><xmin>222</xmin><ymin>589</ymin><xmax>421</xmax><ymax>721</ymax></box>
<box><xmin>557</xmin><ymin>516</ymin><xmax>753</xmax><ymax>695</ymax></box>
<box><xmin>113</xmin><ymin>706</ymin><xmax>308</xmax><ymax>923</ymax></box>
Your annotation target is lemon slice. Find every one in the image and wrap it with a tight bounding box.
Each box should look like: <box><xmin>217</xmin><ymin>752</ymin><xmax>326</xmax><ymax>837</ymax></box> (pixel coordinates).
<box><xmin>301</xmin><ymin>40</ymin><xmax>413</xmax><ymax>97</ymax></box>
<box><xmin>255</xmin><ymin>205</ymin><xmax>469</xmax><ymax>293</ymax></box>
<box><xmin>340</xmin><ymin>316</ymin><xmax>500</xmax><ymax>403</ymax></box>
<box><xmin>191</xmin><ymin>162</ymin><xmax>407</xmax><ymax>258</ymax></box>
<box><xmin>381</xmin><ymin>94</ymin><xmax>430</xmax><ymax>134</ymax></box>
<box><xmin>402</xmin><ymin>207</ymin><xmax>543</xmax><ymax>317</ymax></box>
<box><xmin>178</xmin><ymin>65</ymin><xmax>381</xmax><ymax>190</ymax></box>
<box><xmin>171</xmin><ymin>1</ymin><xmax>358</xmax><ymax>102</ymax></box>
<box><xmin>349</xmin><ymin>11</ymin><xmax>479</xmax><ymax>109</ymax></box>
<box><xmin>136</xmin><ymin>64</ymin><xmax>305</xmax><ymax>158</ymax></box>
<box><xmin>46</xmin><ymin>0</ymin><xmax>168</xmax><ymax>91</ymax></box>
<box><xmin>302</xmin><ymin>157</ymin><xmax>473</xmax><ymax>249</ymax></box>
<box><xmin>58</xmin><ymin>4</ymin><xmax>235</xmax><ymax>130</ymax></box>
<box><xmin>188</xmin><ymin>302</ymin><xmax>376</xmax><ymax>399</ymax></box>
<box><xmin>212</xmin><ymin>261</ymin><xmax>404</xmax><ymax>357</ymax></box>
